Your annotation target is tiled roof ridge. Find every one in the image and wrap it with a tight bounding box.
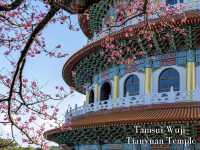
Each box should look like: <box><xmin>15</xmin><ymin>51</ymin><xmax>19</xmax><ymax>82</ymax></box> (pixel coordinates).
<box><xmin>44</xmin><ymin>102</ymin><xmax>200</xmax><ymax>138</ymax></box>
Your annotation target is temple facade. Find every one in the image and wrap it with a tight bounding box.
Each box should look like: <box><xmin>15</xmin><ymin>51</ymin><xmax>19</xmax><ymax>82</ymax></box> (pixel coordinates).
<box><xmin>45</xmin><ymin>0</ymin><xmax>200</xmax><ymax>150</ymax></box>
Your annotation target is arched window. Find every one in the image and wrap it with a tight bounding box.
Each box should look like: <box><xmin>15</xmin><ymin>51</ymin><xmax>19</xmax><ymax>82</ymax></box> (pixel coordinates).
<box><xmin>166</xmin><ymin>0</ymin><xmax>183</xmax><ymax>5</ymax></box>
<box><xmin>89</xmin><ymin>90</ymin><xmax>94</xmax><ymax>104</ymax></box>
<box><xmin>124</xmin><ymin>75</ymin><xmax>139</xmax><ymax>96</ymax></box>
<box><xmin>158</xmin><ymin>68</ymin><xmax>180</xmax><ymax>92</ymax></box>
<box><xmin>100</xmin><ymin>82</ymin><xmax>111</xmax><ymax>101</ymax></box>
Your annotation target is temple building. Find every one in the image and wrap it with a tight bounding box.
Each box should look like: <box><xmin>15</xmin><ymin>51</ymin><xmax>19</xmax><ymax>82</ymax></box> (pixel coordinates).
<box><xmin>44</xmin><ymin>0</ymin><xmax>200</xmax><ymax>149</ymax></box>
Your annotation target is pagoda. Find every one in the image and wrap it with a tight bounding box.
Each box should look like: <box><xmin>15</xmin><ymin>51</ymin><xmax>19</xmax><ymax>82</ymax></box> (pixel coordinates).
<box><xmin>45</xmin><ymin>0</ymin><xmax>200</xmax><ymax>150</ymax></box>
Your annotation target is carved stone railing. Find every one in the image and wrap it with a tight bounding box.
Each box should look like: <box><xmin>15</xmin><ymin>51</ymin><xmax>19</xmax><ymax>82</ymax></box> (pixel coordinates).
<box><xmin>87</xmin><ymin>1</ymin><xmax>200</xmax><ymax>44</ymax></box>
<box><xmin>65</xmin><ymin>88</ymin><xmax>200</xmax><ymax>122</ymax></box>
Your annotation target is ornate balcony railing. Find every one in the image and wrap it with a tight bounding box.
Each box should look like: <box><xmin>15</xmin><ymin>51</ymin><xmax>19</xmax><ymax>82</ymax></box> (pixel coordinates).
<box><xmin>65</xmin><ymin>88</ymin><xmax>200</xmax><ymax>122</ymax></box>
<box><xmin>87</xmin><ymin>1</ymin><xmax>200</xmax><ymax>44</ymax></box>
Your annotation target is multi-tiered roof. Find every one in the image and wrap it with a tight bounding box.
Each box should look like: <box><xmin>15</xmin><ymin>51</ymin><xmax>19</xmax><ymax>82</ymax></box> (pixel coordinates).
<box><xmin>45</xmin><ymin>0</ymin><xmax>200</xmax><ymax>148</ymax></box>
<box><xmin>63</xmin><ymin>2</ymin><xmax>200</xmax><ymax>93</ymax></box>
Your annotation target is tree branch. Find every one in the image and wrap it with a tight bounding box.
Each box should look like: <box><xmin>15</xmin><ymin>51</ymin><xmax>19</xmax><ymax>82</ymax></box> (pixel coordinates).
<box><xmin>6</xmin><ymin>5</ymin><xmax>60</xmax><ymax>144</ymax></box>
<box><xmin>0</xmin><ymin>14</ymin><xmax>23</xmax><ymax>27</ymax></box>
<box><xmin>0</xmin><ymin>98</ymin><xmax>8</xmax><ymax>103</ymax></box>
<box><xmin>19</xmin><ymin>59</ymin><xmax>26</xmax><ymax>104</ymax></box>
<box><xmin>0</xmin><ymin>0</ymin><xmax>24</xmax><ymax>11</ymax></box>
<box><xmin>99</xmin><ymin>0</ymin><xmax>149</xmax><ymax>34</ymax></box>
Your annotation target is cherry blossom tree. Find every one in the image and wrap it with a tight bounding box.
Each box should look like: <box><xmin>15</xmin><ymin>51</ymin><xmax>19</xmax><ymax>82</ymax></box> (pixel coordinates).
<box><xmin>0</xmin><ymin>0</ymin><xmax>190</xmax><ymax>149</ymax></box>
<box><xmin>0</xmin><ymin>0</ymin><xmax>77</xmax><ymax>149</ymax></box>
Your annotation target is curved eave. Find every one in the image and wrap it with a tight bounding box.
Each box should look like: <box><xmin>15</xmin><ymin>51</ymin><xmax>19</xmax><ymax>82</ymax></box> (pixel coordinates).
<box><xmin>63</xmin><ymin>11</ymin><xmax>200</xmax><ymax>93</ymax></box>
<box><xmin>78</xmin><ymin>14</ymin><xmax>93</xmax><ymax>38</ymax></box>
<box><xmin>56</xmin><ymin>0</ymin><xmax>100</xmax><ymax>14</ymax></box>
<box><xmin>44</xmin><ymin>102</ymin><xmax>200</xmax><ymax>140</ymax></box>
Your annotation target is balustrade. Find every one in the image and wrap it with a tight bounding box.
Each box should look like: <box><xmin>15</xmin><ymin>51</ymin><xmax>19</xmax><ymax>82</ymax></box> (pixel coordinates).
<box><xmin>65</xmin><ymin>88</ymin><xmax>200</xmax><ymax>122</ymax></box>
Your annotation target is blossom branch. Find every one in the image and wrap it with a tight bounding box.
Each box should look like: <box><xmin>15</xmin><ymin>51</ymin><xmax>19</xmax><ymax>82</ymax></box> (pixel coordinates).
<box><xmin>0</xmin><ymin>0</ymin><xmax>24</xmax><ymax>11</ymax></box>
<box><xmin>5</xmin><ymin>5</ymin><xmax>60</xmax><ymax>145</ymax></box>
